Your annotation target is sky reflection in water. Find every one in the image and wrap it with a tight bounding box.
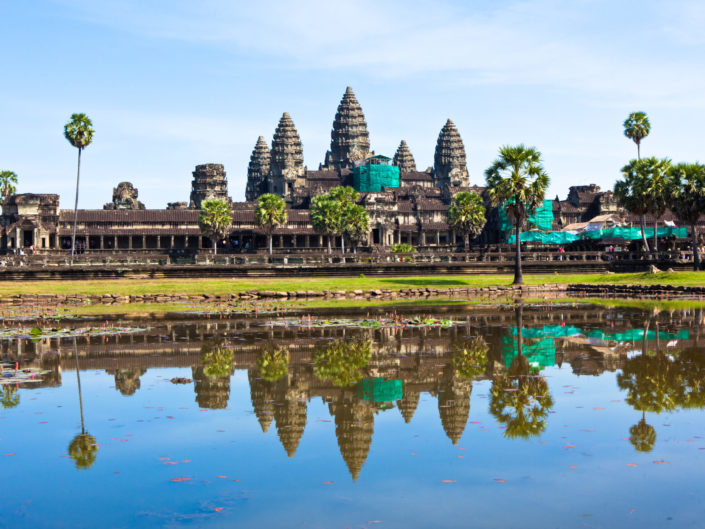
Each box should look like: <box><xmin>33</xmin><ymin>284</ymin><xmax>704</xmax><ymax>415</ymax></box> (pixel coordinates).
<box><xmin>2</xmin><ymin>304</ymin><xmax>705</xmax><ymax>529</ymax></box>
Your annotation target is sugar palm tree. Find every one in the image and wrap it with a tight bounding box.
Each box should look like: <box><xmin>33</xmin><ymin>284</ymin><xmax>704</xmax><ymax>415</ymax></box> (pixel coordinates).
<box><xmin>485</xmin><ymin>145</ymin><xmax>549</xmax><ymax>285</ymax></box>
<box><xmin>344</xmin><ymin>203</ymin><xmax>370</xmax><ymax>254</ymax></box>
<box><xmin>330</xmin><ymin>186</ymin><xmax>359</xmax><ymax>255</ymax></box>
<box><xmin>615</xmin><ymin>159</ymin><xmax>653</xmax><ymax>253</ymax></box>
<box><xmin>448</xmin><ymin>191</ymin><xmax>486</xmax><ymax>251</ymax></box>
<box><xmin>64</xmin><ymin>113</ymin><xmax>94</xmax><ymax>265</ymax></box>
<box><xmin>0</xmin><ymin>170</ymin><xmax>18</xmax><ymax>206</ymax></box>
<box><xmin>198</xmin><ymin>199</ymin><xmax>232</xmax><ymax>255</ymax></box>
<box><xmin>623</xmin><ymin>111</ymin><xmax>651</xmax><ymax>160</ymax></box>
<box><xmin>69</xmin><ymin>337</ymin><xmax>98</xmax><ymax>469</ymax></box>
<box><xmin>669</xmin><ymin>163</ymin><xmax>705</xmax><ymax>270</ymax></box>
<box><xmin>254</xmin><ymin>193</ymin><xmax>287</xmax><ymax>256</ymax></box>
<box><xmin>310</xmin><ymin>193</ymin><xmax>342</xmax><ymax>255</ymax></box>
<box><xmin>642</xmin><ymin>157</ymin><xmax>673</xmax><ymax>252</ymax></box>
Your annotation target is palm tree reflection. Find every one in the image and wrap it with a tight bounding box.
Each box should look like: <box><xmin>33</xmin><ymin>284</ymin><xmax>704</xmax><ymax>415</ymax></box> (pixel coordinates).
<box><xmin>68</xmin><ymin>338</ymin><xmax>98</xmax><ymax>470</ymax></box>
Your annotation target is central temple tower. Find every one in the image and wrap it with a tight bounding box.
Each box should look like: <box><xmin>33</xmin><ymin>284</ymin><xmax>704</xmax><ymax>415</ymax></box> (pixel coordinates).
<box><xmin>327</xmin><ymin>87</ymin><xmax>371</xmax><ymax>172</ymax></box>
<box><xmin>268</xmin><ymin>112</ymin><xmax>305</xmax><ymax>199</ymax></box>
<box><xmin>433</xmin><ymin>119</ymin><xmax>469</xmax><ymax>188</ymax></box>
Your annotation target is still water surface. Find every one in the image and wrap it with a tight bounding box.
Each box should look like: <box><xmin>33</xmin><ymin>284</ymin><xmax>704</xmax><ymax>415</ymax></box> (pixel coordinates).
<box><xmin>2</xmin><ymin>304</ymin><xmax>705</xmax><ymax>528</ymax></box>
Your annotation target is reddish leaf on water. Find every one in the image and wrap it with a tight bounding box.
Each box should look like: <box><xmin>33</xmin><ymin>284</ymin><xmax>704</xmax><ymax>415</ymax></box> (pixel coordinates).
<box><xmin>323</xmin><ymin>481</ymin><xmax>334</xmax><ymax>485</ymax></box>
<box><xmin>170</xmin><ymin>477</ymin><xmax>192</xmax><ymax>482</ymax></box>
<box><xmin>458</xmin><ymin>447</ymin><xmax>466</xmax><ymax>450</ymax></box>
<box><xmin>626</xmin><ymin>463</ymin><xmax>638</xmax><ymax>467</ymax></box>
<box><xmin>181</xmin><ymin>460</ymin><xmax>192</xmax><ymax>463</ymax></box>
<box><xmin>653</xmin><ymin>460</ymin><xmax>669</xmax><ymax>465</ymax></box>
<box><xmin>493</xmin><ymin>478</ymin><xmax>506</xmax><ymax>483</ymax></box>
<box><xmin>164</xmin><ymin>462</ymin><xmax>178</xmax><ymax>465</ymax></box>
<box><xmin>214</xmin><ymin>507</ymin><xmax>223</xmax><ymax>512</ymax></box>
<box><xmin>159</xmin><ymin>458</ymin><xmax>170</xmax><ymax>461</ymax></box>
<box><xmin>565</xmin><ymin>444</ymin><xmax>576</xmax><ymax>448</ymax></box>
<box><xmin>569</xmin><ymin>465</ymin><xmax>578</xmax><ymax>469</ymax></box>
<box><xmin>440</xmin><ymin>480</ymin><xmax>456</xmax><ymax>483</ymax></box>
<box><xmin>166</xmin><ymin>416</ymin><xmax>175</xmax><ymax>420</ymax></box>
<box><xmin>4</xmin><ymin>453</ymin><xmax>16</xmax><ymax>456</ymax></box>
<box><xmin>217</xmin><ymin>475</ymin><xmax>227</xmax><ymax>479</ymax></box>
<box><xmin>410</xmin><ymin>452</ymin><xmax>418</xmax><ymax>455</ymax></box>
<box><xmin>593</xmin><ymin>407</ymin><xmax>605</xmax><ymax>410</ymax></box>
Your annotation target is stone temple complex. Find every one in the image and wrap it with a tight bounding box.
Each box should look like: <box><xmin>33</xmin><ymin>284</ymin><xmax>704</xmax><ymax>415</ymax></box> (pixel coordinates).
<box><xmin>0</xmin><ymin>86</ymin><xmax>694</xmax><ymax>255</ymax></box>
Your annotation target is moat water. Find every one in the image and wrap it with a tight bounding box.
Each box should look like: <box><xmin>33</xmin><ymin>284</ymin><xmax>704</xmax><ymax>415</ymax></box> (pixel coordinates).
<box><xmin>2</xmin><ymin>303</ymin><xmax>705</xmax><ymax>528</ymax></box>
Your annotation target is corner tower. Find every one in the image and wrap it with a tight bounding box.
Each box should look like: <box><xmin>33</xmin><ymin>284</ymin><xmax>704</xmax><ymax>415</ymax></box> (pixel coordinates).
<box><xmin>433</xmin><ymin>119</ymin><xmax>469</xmax><ymax>188</ymax></box>
<box><xmin>393</xmin><ymin>140</ymin><xmax>416</xmax><ymax>173</ymax></box>
<box><xmin>245</xmin><ymin>136</ymin><xmax>270</xmax><ymax>201</ymax></box>
<box><xmin>268</xmin><ymin>113</ymin><xmax>305</xmax><ymax>199</ymax></box>
<box><xmin>189</xmin><ymin>164</ymin><xmax>230</xmax><ymax>209</ymax></box>
<box><xmin>328</xmin><ymin>87</ymin><xmax>371</xmax><ymax>172</ymax></box>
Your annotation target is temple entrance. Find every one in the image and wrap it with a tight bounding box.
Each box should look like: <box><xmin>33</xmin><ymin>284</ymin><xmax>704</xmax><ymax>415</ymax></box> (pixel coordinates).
<box><xmin>23</xmin><ymin>230</ymin><xmax>34</xmax><ymax>247</ymax></box>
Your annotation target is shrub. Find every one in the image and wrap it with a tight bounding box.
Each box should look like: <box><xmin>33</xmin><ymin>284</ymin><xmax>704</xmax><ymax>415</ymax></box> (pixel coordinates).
<box><xmin>391</xmin><ymin>243</ymin><xmax>416</xmax><ymax>254</ymax></box>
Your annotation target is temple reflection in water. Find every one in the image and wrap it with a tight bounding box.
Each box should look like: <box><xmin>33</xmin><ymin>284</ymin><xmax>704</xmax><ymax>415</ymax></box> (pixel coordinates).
<box><xmin>2</xmin><ymin>303</ymin><xmax>705</xmax><ymax>479</ymax></box>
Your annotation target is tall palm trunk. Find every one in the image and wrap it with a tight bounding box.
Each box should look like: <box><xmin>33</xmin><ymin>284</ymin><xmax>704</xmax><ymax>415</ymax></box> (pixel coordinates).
<box><xmin>465</xmin><ymin>233</ymin><xmax>469</xmax><ymax>252</ymax></box>
<box><xmin>213</xmin><ymin>238</ymin><xmax>217</xmax><ymax>256</ymax></box>
<box><xmin>640</xmin><ymin>214</ymin><xmax>650</xmax><ymax>253</ymax></box>
<box><xmin>327</xmin><ymin>235</ymin><xmax>332</xmax><ymax>254</ymax></box>
<box><xmin>516</xmin><ymin>303</ymin><xmax>523</xmax><ymax>357</ymax></box>
<box><xmin>514</xmin><ymin>222</ymin><xmax>523</xmax><ymax>285</ymax></box>
<box><xmin>340</xmin><ymin>234</ymin><xmax>345</xmax><ymax>255</ymax></box>
<box><xmin>692</xmin><ymin>223</ymin><xmax>700</xmax><ymax>271</ymax></box>
<box><xmin>70</xmin><ymin>148</ymin><xmax>82</xmax><ymax>266</ymax></box>
<box><xmin>74</xmin><ymin>338</ymin><xmax>85</xmax><ymax>435</ymax></box>
<box><xmin>268</xmin><ymin>233</ymin><xmax>273</xmax><ymax>255</ymax></box>
<box><xmin>653</xmin><ymin>221</ymin><xmax>658</xmax><ymax>253</ymax></box>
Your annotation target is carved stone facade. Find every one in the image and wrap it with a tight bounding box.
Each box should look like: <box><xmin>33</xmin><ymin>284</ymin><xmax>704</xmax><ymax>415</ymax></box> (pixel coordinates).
<box><xmin>326</xmin><ymin>87</ymin><xmax>371</xmax><ymax>172</ymax></box>
<box><xmin>189</xmin><ymin>164</ymin><xmax>230</xmax><ymax>209</ymax></box>
<box><xmin>103</xmin><ymin>182</ymin><xmax>145</xmax><ymax>210</ymax></box>
<box><xmin>393</xmin><ymin>140</ymin><xmax>417</xmax><ymax>174</ymax></box>
<box><xmin>245</xmin><ymin>136</ymin><xmax>270</xmax><ymax>202</ymax></box>
<box><xmin>268</xmin><ymin>113</ymin><xmax>305</xmax><ymax>200</ymax></box>
<box><xmin>433</xmin><ymin>119</ymin><xmax>469</xmax><ymax>188</ymax></box>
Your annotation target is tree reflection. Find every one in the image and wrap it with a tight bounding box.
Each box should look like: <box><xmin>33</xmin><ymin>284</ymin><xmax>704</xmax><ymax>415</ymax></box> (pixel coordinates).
<box><xmin>1</xmin><ymin>384</ymin><xmax>20</xmax><ymax>409</ymax></box>
<box><xmin>313</xmin><ymin>340</ymin><xmax>371</xmax><ymax>388</ymax></box>
<box><xmin>193</xmin><ymin>341</ymin><xmax>234</xmax><ymax>409</ymax></box>
<box><xmin>489</xmin><ymin>304</ymin><xmax>554</xmax><ymax>439</ymax></box>
<box><xmin>106</xmin><ymin>368</ymin><xmax>146</xmax><ymax>396</ymax></box>
<box><xmin>69</xmin><ymin>338</ymin><xmax>98</xmax><ymax>469</ymax></box>
<box><xmin>629</xmin><ymin>412</ymin><xmax>657</xmax><ymax>452</ymax></box>
<box><xmin>256</xmin><ymin>346</ymin><xmax>289</xmax><ymax>383</ymax></box>
<box><xmin>451</xmin><ymin>336</ymin><xmax>489</xmax><ymax>380</ymax></box>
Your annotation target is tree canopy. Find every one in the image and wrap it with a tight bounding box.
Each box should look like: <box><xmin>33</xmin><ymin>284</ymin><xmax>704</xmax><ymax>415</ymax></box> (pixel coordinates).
<box><xmin>255</xmin><ymin>193</ymin><xmax>288</xmax><ymax>255</ymax></box>
<box><xmin>623</xmin><ymin>111</ymin><xmax>651</xmax><ymax>158</ymax></box>
<box><xmin>0</xmin><ymin>170</ymin><xmax>18</xmax><ymax>204</ymax></box>
<box><xmin>198</xmin><ymin>199</ymin><xmax>232</xmax><ymax>255</ymax></box>
<box><xmin>64</xmin><ymin>113</ymin><xmax>94</xmax><ymax>150</ymax></box>
<box><xmin>448</xmin><ymin>191</ymin><xmax>486</xmax><ymax>250</ymax></box>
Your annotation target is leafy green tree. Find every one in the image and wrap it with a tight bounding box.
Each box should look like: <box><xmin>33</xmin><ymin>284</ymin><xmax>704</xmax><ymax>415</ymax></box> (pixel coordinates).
<box><xmin>448</xmin><ymin>191</ymin><xmax>486</xmax><ymax>251</ymax></box>
<box><xmin>310</xmin><ymin>194</ymin><xmax>342</xmax><ymax>254</ymax></box>
<box><xmin>343</xmin><ymin>203</ymin><xmax>370</xmax><ymax>254</ymax></box>
<box><xmin>256</xmin><ymin>346</ymin><xmax>289</xmax><ymax>382</ymax></box>
<box><xmin>629</xmin><ymin>414</ymin><xmax>657</xmax><ymax>452</ymax></box>
<box><xmin>198</xmin><ymin>199</ymin><xmax>232</xmax><ymax>255</ymax></box>
<box><xmin>1</xmin><ymin>384</ymin><xmax>20</xmax><ymax>409</ymax></box>
<box><xmin>64</xmin><ymin>113</ymin><xmax>94</xmax><ymax>265</ymax></box>
<box><xmin>330</xmin><ymin>186</ymin><xmax>360</xmax><ymax>255</ymax></box>
<box><xmin>201</xmin><ymin>343</ymin><xmax>234</xmax><ymax>378</ymax></box>
<box><xmin>68</xmin><ymin>432</ymin><xmax>98</xmax><ymax>470</ymax></box>
<box><xmin>615</xmin><ymin>159</ymin><xmax>653</xmax><ymax>252</ymax></box>
<box><xmin>0</xmin><ymin>170</ymin><xmax>18</xmax><ymax>205</ymax></box>
<box><xmin>485</xmin><ymin>145</ymin><xmax>549</xmax><ymax>285</ymax></box>
<box><xmin>313</xmin><ymin>340</ymin><xmax>371</xmax><ymax>388</ymax></box>
<box><xmin>623</xmin><ymin>111</ymin><xmax>651</xmax><ymax>160</ymax></box>
<box><xmin>255</xmin><ymin>193</ymin><xmax>287</xmax><ymax>256</ymax></box>
<box><xmin>642</xmin><ymin>157</ymin><xmax>673</xmax><ymax>251</ymax></box>
<box><xmin>451</xmin><ymin>336</ymin><xmax>489</xmax><ymax>379</ymax></box>
<box><xmin>669</xmin><ymin>163</ymin><xmax>705</xmax><ymax>270</ymax></box>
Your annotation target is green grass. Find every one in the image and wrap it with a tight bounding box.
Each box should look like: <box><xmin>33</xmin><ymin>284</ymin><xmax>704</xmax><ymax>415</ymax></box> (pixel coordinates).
<box><xmin>1</xmin><ymin>271</ymin><xmax>704</xmax><ymax>298</ymax></box>
<box><xmin>577</xmin><ymin>298</ymin><xmax>705</xmax><ymax>311</ymax></box>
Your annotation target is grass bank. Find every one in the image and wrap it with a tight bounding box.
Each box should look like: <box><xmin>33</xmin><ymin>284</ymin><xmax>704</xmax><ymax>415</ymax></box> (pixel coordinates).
<box><xmin>1</xmin><ymin>271</ymin><xmax>704</xmax><ymax>297</ymax></box>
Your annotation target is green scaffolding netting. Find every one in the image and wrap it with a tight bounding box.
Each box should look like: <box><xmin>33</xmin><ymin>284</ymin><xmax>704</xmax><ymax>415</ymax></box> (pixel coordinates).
<box><xmin>499</xmin><ymin>200</ymin><xmax>554</xmax><ymax>234</ymax></box>
<box><xmin>352</xmin><ymin>164</ymin><xmax>400</xmax><ymax>193</ymax></box>
<box><xmin>511</xmin><ymin>325</ymin><xmax>584</xmax><ymax>339</ymax></box>
<box><xmin>581</xmin><ymin>226</ymin><xmax>688</xmax><ymax>240</ymax></box>
<box><xmin>506</xmin><ymin>231</ymin><xmax>580</xmax><ymax>244</ymax></box>
<box><xmin>586</xmin><ymin>329</ymin><xmax>690</xmax><ymax>342</ymax></box>
<box><xmin>502</xmin><ymin>336</ymin><xmax>556</xmax><ymax>369</ymax></box>
<box><xmin>356</xmin><ymin>378</ymin><xmax>403</xmax><ymax>402</ymax></box>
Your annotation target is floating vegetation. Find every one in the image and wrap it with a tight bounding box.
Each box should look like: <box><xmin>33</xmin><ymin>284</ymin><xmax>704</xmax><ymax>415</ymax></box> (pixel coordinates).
<box><xmin>1</xmin><ymin>364</ymin><xmax>51</xmax><ymax>385</ymax></box>
<box><xmin>266</xmin><ymin>313</ymin><xmax>457</xmax><ymax>329</ymax></box>
<box><xmin>180</xmin><ymin>300</ymin><xmax>295</xmax><ymax>317</ymax></box>
<box><xmin>0</xmin><ymin>324</ymin><xmax>148</xmax><ymax>340</ymax></box>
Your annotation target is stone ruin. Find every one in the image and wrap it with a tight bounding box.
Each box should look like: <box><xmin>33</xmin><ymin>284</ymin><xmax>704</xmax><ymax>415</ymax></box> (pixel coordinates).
<box><xmin>433</xmin><ymin>119</ymin><xmax>469</xmax><ymax>188</ymax></box>
<box><xmin>103</xmin><ymin>182</ymin><xmax>145</xmax><ymax>210</ymax></box>
<box><xmin>393</xmin><ymin>140</ymin><xmax>417</xmax><ymax>173</ymax></box>
<box><xmin>245</xmin><ymin>136</ymin><xmax>270</xmax><ymax>202</ymax></box>
<box><xmin>189</xmin><ymin>164</ymin><xmax>230</xmax><ymax>209</ymax></box>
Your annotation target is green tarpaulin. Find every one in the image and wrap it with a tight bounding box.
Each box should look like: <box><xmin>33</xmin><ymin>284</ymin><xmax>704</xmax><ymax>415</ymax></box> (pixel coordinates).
<box><xmin>586</xmin><ymin>329</ymin><xmax>690</xmax><ymax>342</ymax></box>
<box><xmin>581</xmin><ymin>226</ymin><xmax>687</xmax><ymax>240</ymax></box>
<box><xmin>356</xmin><ymin>378</ymin><xmax>403</xmax><ymax>402</ymax></box>
<box><xmin>352</xmin><ymin>164</ymin><xmax>400</xmax><ymax>193</ymax></box>
<box><xmin>511</xmin><ymin>325</ymin><xmax>584</xmax><ymax>338</ymax></box>
<box><xmin>506</xmin><ymin>231</ymin><xmax>580</xmax><ymax>244</ymax></box>
<box><xmin>502</xmin><ymin>335</ymin><xmax>556</xmax><ymax>369</ymax></box>
<box><xmin>499</xmin><ymin>199</ymin><xmax>554</xmax><ymax>234</ymax></box>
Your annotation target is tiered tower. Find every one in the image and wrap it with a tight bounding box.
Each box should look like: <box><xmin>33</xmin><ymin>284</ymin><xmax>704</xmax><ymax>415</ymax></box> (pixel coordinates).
<box><xmin>331</xmin><ymin>399</ymin><xmax>375</xmax><ymax>481</ymax></box>
<box><xmin>189</xmin><ymin>164</ymin><xmax>230</xmax><ymax>209</ymax></box>
<box><xmin>433</xmin><ymin>119</ymin><xmax>469</xmax><ymax>188</ymax></box>
<box><xmin>393</xmin><ymin>140</ymin><xmax>417</xmax><ymax>174</ymax></box>
<box><xmin>248</xmin><ymin>371</ymin><xmax>275</xmax><ymax>433</ymax></box>
<box><xmin>273</xmin><ymin>382</ymin><xmax>308</xmax><ymax>457</ymax></box>
<box><xmin>268</xmin><ymin>113</ymin><xmax>305</xmax><ymax>199</ymax></box>
<box><xmin>396</xmin><ymin>390</ymin><xmax>420</xmax><ymax>424</ymax></box>
<box><xmin>437</xmin><ymin>366</ymin><xmax>473</xmax><ymax>445</ymax></box>
<box><xmin>245</xmin><ymin>136</ymin><xmax>271</xmax><ymax>201</ymax></box>
<box><xmin>328</xmin><ymin>87</ymin><xmax>371</xmax><ymax>171</ymax></box>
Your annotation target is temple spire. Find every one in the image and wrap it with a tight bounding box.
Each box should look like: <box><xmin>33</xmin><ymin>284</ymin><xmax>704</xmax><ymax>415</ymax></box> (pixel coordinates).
<box><xmin>433</xmin><ymin>119</ymin><xmax>469</xmax><ymax>188</ymax></box>
<box><xmin>245</xmin><ymin>136</ymin><xmax>270</xmax><ymax>201</ymax></box>
<box><xmin>328</xmin><ymin>87</ymin><xmax>371</xmax><ymax>172</ymax></box>
<box><xmin>393</xmin><ymin>140</ymin><xmax>417</xmax><ymax>174</ymax></box>
<box><xmin>269</xmin><ymin>113</ymin><xmax>305</xmax><ymax>199</ymax></box>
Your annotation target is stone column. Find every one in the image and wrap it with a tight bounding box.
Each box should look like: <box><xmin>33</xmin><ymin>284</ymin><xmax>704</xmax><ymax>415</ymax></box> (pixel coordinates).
<box><xmin>15</xmin><ymin>227</ymin><xmax>21</xmax><ymax>248</ymax></box>
<box><xmin>305</xmin><ymin>235</ymin><xmax>310</xmax><ymax>248</ymax></box>
<box><xmin>156</xmin><ymin>235</ymin><xmax>161</xmax><ymax>249</ymax></box>
<box><xmin>100</xmin><ymin>236</ymin><xmax>104</xmax><ymax>250</ymax></box>
<box><xmin>421</xmin><ymin>231</ymin><xmax>426</xmax><ymax>246</ymax></box>
<box><xmin>170</xmin><ymin>236</ymin><xmax>175</xmax><ymax>249</ymax></box>
<box><xmin>436</xmin><ymin>231</ymin><xmax>440</xmax><ymax>245</ymax></box>
<box><xmin>142</xmin><ymin>235</ymin><xmax>146</xmax><ymax>250</ymax></box>
<box><xmin>114</xmin><ymin>236</ymin><xmax>118</xmax><ymax>250</ymax></box>
<box><xmin>279</xmin><ymin>235</ymin><xmax>284</xmax><ymax>248</ymax></box>
<box><xmin>128</xmin><ymin>236</ymin><xmax>133</xmax><ymax>250</ymax></box>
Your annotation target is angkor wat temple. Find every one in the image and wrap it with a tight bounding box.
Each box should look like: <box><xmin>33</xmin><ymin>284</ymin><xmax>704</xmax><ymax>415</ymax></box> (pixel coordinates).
<box><xmin>0</xmin><ymin>87</ymin><xmax>665</xmax><ymax>254</ymax></box>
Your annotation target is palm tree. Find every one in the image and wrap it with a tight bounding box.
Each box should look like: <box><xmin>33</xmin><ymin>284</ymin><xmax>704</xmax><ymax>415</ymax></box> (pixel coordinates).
<box><xmin>615</xmin><ymin>159</ymin><xmax>653</xmax><ymax>253</ymax></box>
<box><xmin>198</xmin><ymin>199</ymin><xmax>232</xmax><ymax>255</ymax></box>
<box><xmin>485</xmin><ymin>145</ymin><xmax>550</xmax><ymax>285</ymax></box>
<box><xmin>254</xmin><ymin>193</ymin><xmax>287</xmax><ymax>256</ymax></box>
<box><xmin>629</xmin><ymin>413</ymin><xmax>657</xmax><ymax>452</ymax></box>
<box><xmin>669</xmin><ymin>163</ymin><xmax>705</xmax><ymax>270</ymax></box>
<box><xmin>69</xmin><ymin>337</ymin><xmax>98</xmax><ymax>469</ymax></box>
<box><xmin>343</xmin><ymin>203</ymin><xmax>370</xmax><ymax>254</ymax></box>
<box><xmin>329</xmin><ymin>186</ymin><xmax>360</xmax><ymax>255</ymax></box>
<box><xmin>448</xmin><ymin>191</ymin><xmax>486</xmax><ymax>252</ymax></box>
<box><xmin>310</xmin><ymin>194</ymin><xmax>342</xmax><ymax>255</ymax></box>
<box><xmin>642</xmin><ymin>157</ymin><xmax>673</xmax><ymax>252</ymax></box>
<box><xmin>0</xmin><ymin>170</ymin><xmax>18</xmax><ymax>206</ymax></box>
<box><xmin>64</xmin><ymin>113</ymin><xmax>94</xmax><ymax>265</ymax></box>
<box><xmin>623</xmin><ymin>111</ymin><xmax>651</xmax><ymax>160</ymax></box>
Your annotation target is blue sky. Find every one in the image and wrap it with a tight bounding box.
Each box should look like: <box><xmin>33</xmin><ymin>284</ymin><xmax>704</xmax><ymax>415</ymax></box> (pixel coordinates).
<box><xmin>1</xmin><ymin>0</ymin><xmax>704</xmax><ymax>208</ymax></box>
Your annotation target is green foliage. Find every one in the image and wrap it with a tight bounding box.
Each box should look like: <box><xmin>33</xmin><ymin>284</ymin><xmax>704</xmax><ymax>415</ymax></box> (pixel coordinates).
<box><xmin>313</xmin><ymin>339</ymin><xmax>371</xmax><ymax>388</ymax></box>
<box><xmin>1</xmin><ymin>384</ymin><xmax>20</xmax><ymax>409</ymax></box>
<box><xmin>0</xmin><ymin>170</ymin><xmax>18</xmax><ymax>204</ymax></box>
<box><xmin>391</xmin><ymin>243</ymin><xmax>415</xmax><ymax>254</ymax></box>
<box><xmin>629</xmin><ymin>418</ymin><xmax>656</xmax><ymax>452</ymax></box>
<box><xmin>344</xmin><ymin>203</ymin><xmax>370</xmax><ymax>246</ymax></box>
<box><xmin>29</xmin><ymin>326</ymin><xmax>42</xmax><ymax>336</ymax></box>
<box><xmin>615</xmin><ymin>159</ymin><xmax>654</xmax><ymax>216</ymax></box>
<box><xmin>623</xmin><ymin>111</ymin><xmax>651</xmax><ymax>150</ymax></box>
<box><xmin>68</xmin><ymin>432</ymin><xmax>98</xmax><ymax>469</ymax></box>
<box><xmin>198</xmin><ymin>199</ymin><xmax>232</xmax><ymax>252</ymax></box>
<box><xmin>311</xmin><ymin>187</ymin><xmax>369</xmax><ymax>249</ymax></box>
<box><xmin>669</xmin><ymin>163</ymin><xmax>705</xmax><ymax>226</ymax></box>
<box><xmin>448</xmin><ymin>191</ymin><xmax>486</xmax><ymax>240</ymax></box>
<box><xmin>201</xmin><ymin>343</ymin><xmax>234</xmax><ymax>378</ymax></box>
<box><xmin>255</xmin><ymin>194</ymin><xmax>288</xmax><ymax>234</ymax></box>
<box><xmin>64</xmin><ymin>113</ymin><xmax>94</xmax><ymax>150</ymax></box>
<box><xmin>256</xmin><ymin>346</ymin><xmax>289</xmax><ymax>382</ymax></box>
<box><xmin>451</xmin><ymin>337</ymin><xmax>489</xmax><ymax>379</ymax></box>
<box><xmin>485</xmin><ymin>145</ymin><xmax>550</xmax><ymax>229</ymax></box>
<box><xmin>310</xmin><ymin>194</ymin><xmax>342</xmax><ymax>237</ymax></box>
